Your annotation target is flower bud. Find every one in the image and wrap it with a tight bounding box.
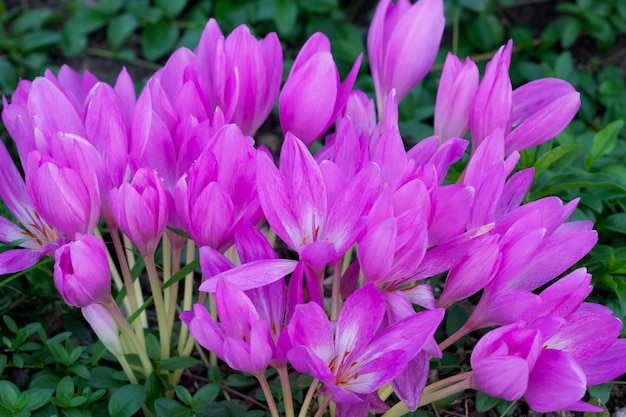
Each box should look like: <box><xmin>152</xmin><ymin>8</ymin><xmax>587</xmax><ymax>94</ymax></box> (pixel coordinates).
<box><xmin>82</xmin><ymin>304</ymin><xmax>122</xmax><ymax>355</ymax></box>
<box><xmin>54</xmin><ymin>234</ymin><xmax>112</xmax><ymax>308</ymax></box>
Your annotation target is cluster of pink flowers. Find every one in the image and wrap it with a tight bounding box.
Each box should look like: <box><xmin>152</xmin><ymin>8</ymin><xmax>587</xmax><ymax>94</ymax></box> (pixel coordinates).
<box><xmin>1</xmin><ymin>0</ymin><xmax>625</xmax><ymax>415</ymax></box>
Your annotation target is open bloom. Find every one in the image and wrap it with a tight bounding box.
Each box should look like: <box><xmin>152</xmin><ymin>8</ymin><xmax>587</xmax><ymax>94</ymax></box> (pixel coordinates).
<box><xmin>287</xmin><ymin>284</ymin><xmax>443</xmax><ymax>414</ymax></box>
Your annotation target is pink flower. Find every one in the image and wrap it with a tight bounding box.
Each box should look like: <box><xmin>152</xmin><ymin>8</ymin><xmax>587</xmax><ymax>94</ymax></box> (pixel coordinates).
<box><xmin>434</xmin><ymin>53</ymin><xmax>479</xmax><ymax>143</ymax></box>
<box><xmin>54</xmin><ymin>234</ymin><xmax>112</xmax><ymax>308</ymax></box>
<box><xmin>196</xmin><ymin>20</ymin><xmax>283</xmax><ymax>136</ymax></box>
<box><xmin>368</xmin><ymin>0</ymin><xmax>444</xmax><ymax>118</ymax></box>
<box><xmin>279</xmin><ymin>33</ymin><xmax>362</xmax><ymax>146</ymax></box>
<box><xmin>110</xmin><ymin>168</ymin><xmax>170</xmax><ymax>256</ymax></box>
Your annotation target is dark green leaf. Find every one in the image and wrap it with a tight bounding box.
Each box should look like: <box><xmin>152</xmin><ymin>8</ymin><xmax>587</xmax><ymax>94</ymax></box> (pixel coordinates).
<box><xmin>588</xmin><ymin>384</ymin><xmax>610</xmax><ymax>405</ymax></box>
<box><xmin>98</xmin><ymin>0</ymin><xmax>124</xmax><ymax>15</ymax></box>
<box><xmin>107</xmin><ymin>13</ymin><xmax>139</xmax><ymax>50</ymax></box>
<box><xmin>159</xmin><ymin>356</ymin><xmax>198</xmax><ymax>371</ymax></box>
<box><xmin>534</xmin><ymin>144</ymin><xmax>586</xmax><ymax>177</ymax></box>
<box><xmin>175</xmin><ymin>386</ymin><xmax>192</xmax><ymax>406</ymax></box>
<box><xmin>598</xmin><ymin>214</ymin><xmax>626</xmax><ymax>234</ymax></box>
<box><xmin>466</xmin><ymin>14</ymin><xmax>504</xmax><ymax>52</ymax></box>
<box><xmin>88</xmin><ymin>367</ymin><xmax>125</xmax><ymax>389</ymax></box>
<box><xmin>458</xmin><ymin>0</ymin><xmax>488</xmax><ymax>12</ymax></box>
<box><xmin>191</xmin><ymin>384</ymin><xmax>219</xmax><ymax>411</ymax></box>
<box><xmin>16</xmin><ymin>30</ymin><xmax>61</xmax><ymax>53</ymax></box>
<box><xmin>24</xmin><ymin>389</ymin><xmax>54</xmax><ymax>412</ymax></box>
<box><xmin>108</xmin><ymin>385</ymin><xmax>148</xmax><ymax>417</ymax></box>
<box><xmin>141</xmin><ymin>20</ymin><xmax>179</xmax><ymax>61</ymax></box>
<box><xmin>274</xmin><ymin>0</ymin><xmax>298</xmax><ymax>37</ymax></box>
<box><xmin>55</xmin><ymin>376</ymin><xmax>75</xmax><ymax>399</ymax></box>
<box><xmin>585</xmin><ymin>120</ymin><xmax>624</xmax><ymax>170</ymax></box>
<box><xmin>0</xmin><ymin>57</ymin><xmax>18</xmax><ymax>91</ymax></box>
<box><xmin>156</xmin><ymin>0</ymin><xmax>188</xmax><ymax>19</ymax></box>
<box><xmin>0</xmin><ymin>381</ymin><xmax>19</xmax><ymax>406</ymax></box>
<box><xmin>154</xmin><ymin>398</ymin><xmax>192</xmax><ymax>417</ymax></box>
<box><xmin>561</xmin><ymin>17</ymin><xmax>581</xmax><ymax>48</ymax></box>
<box><xmin>69</xmin><ymin>364</ymin><xmax>91</xmax><ymax>380</ymax></box>
<box><xmin>3</xmin><ymin>315</ymin><xmax>17</xmax><ymax>334</ymax></box>
<box><xmin>226</xmin><ymin>373</ymin><xmax>256</xmax><ymax>388</ymax></box>
<box><xmin>11</xmin><ymin>9</ymin><xmax>54</xmax><ymax>35</ymax></box>
<box><xmin>65</xmin><ymin>9</ymin><xmax>108</xmax><ymax>35</ymax></box>
<box><xmin>162</xmin><ymin>259</ymin><xmax>199</xmax><ymax>290</ymax></box>
<box><xmin>475</xmin><ymin>391</ymin><xmax>499</xmax><ymax>412</ymax></box>
<box><xmin>300</xmin><ymin>0</ymin><xmax>337</xmax><ymax>13</ymax></box>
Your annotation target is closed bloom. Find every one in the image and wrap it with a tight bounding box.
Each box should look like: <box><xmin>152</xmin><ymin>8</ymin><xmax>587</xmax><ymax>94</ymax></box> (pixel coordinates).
<box><xmin>111</xmin><ymin>168</ymin><xmax>170</xmax><ymax>256</ymax></box>
<box><xmin>82</xmin><ymin>304</ymin><xmax>122</xmax><ymax>355</ymax></box>
<box><xmin>368</xmin><ymin>0</ymin><xmax>444</xmax><ymax>118</ymax></box>
<box><xmin>279</xmin><ymin>33</ymin><xmax>362</xmax><ymax>146</ymax></box>
<box><xmin>53</xmin><ymin>234</ymin><xmax>112</xmax><ymax>308</ymax></box>
<box><xmin>434</xmin><ymin>53</ymin><xmax>479</xmax><ymax>143</ymax></box>
<box><xmin>196</xmin><ymin>20</ymin><xmax>283</xmax><ymax>136</ymax></box>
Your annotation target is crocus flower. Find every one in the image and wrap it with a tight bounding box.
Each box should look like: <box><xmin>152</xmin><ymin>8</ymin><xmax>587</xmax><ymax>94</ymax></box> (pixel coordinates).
<box><xmin>279</xmin><ymin>33</ymin><xmax>362</xmax><ymax>146</ymax></box>
<box><xmin>287</xmin><ymin>284</ymin><xmax>444</xmax><ymax>412</ymax></box>
<box><xmin>434</xmin><ymin>53</ymin><xmax>479</xmax><ymax>143</ymax></box>
<box><xmin>181</xmin><ymin>279</ymin><xmax>274</xmax><ymax>375</ymax></box>
<box><xmin>196</xmin><ymin>19</ymin><xmax>283</xmax><ymax>136</ymax></box>
<box><xmin>0</xmin><ymin>142</ymin><xmax>60</xmax><ymax>274</ymax></box>
<box><xmin>110</xmin><ymin>168</ymin><xmax>170</xmax><ymax>256</ymax></box>
<box><xmin>257</xmin><ymin>132</ymin><xmax>381</xmax><ymax>267</ymax></box>
<box><xmin>53</xmin><ymin>234</ymin><xmax>112</xmax><ymax>308</ymax></box>
<box><xmin>82</xmin><ymin>303</ymin><xmax>122</xmax><ymax>356</ymax></box>
<box><xmin>367</xmin><ymin>0</ymin><xmax>444</xmax><ymax>118</ymax></box>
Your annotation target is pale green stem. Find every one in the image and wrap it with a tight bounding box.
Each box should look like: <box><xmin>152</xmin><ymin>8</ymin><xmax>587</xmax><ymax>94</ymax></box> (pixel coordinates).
<box><xmin>341</xmin><ymin>246</ymin><xmax>353</xmax><ymax>274</ymax></box>
<box><xmin>166</xmin><ymin>244</ymin><xmax>182</xmax><ymax>347</ymax></box>
<box><xmin>420</xmin><ymin>377</ymin><xmax>471</xmax><ymax>406</ymax></box>
<box><xmin>208</xmin><ymin>292</ymin><xmax>218</xmax><ymax>367</ymax></box>
<box><xmin>298</xmin><ymin>378</ymin><xmax>319</xmax><ymax>417</ymax></box>
<box><xmin>178</xmin><ymin>239</ymin><xmax>195</xmax><ymax>355</ymax></box>
<box><xmin>423</xmin><ymin>371</ymin><xmax>472</xmax><ymax>395</ymax></box>
<box><xmin>162</xmin><ymin>234</ymin><xmax>172</xmax><ymax>319</ymax></box>
<box><xmin>105</xmin><ymin>301</ymin><xmax>153</xmax><ymax>375</ymax></box>
<box><xmin>110</xmin><ymin>228</ymin><xmax>146</xmax><ymax>348</ymax></box>
<box><xmin>114</xmin><ymin>352</ymin><xmax>138</xmax><ymax>384</ymax></box>
<box><xmin>277</xmin><ymin>364</ymin><xmax>295</xmax><ymax>417</ymax></box>
<box><xmin>256</xmin><ymin>373</ymin><xmax>280</xmax><ymax>417</ymax></box>
<box><xmin>94</xmin><ymin>227</ymin><xmax>128</xmax><ymax>313</ymax></box>
<box><xmin>145</xmin><ymin>254</ymin><xmax>170</xmax><ymax>359</ymax></box>
<box><xmin>267</xmin><ymin>227</ymin><xmax>277</xmax><ymax>249</ymax></box>
<box><xmin>123</xmin><ymin>233</ymin><xmax>147</xmax><ymax>328</ymax></box>
<box><xmin>330</xmin><ymin>259</ymin><xmax>342</xmax><ymax>320</ymax></box>
<box><xmin>313</xmin><ymin>391</ymin><xmax>332</xmax><ymax>417</ymax></box>
<box><xmin>452</xmin><ymin>6</ymin><xmax>460</xmax><ymax>56</ymax></box>
<box><xmin>438</xmin><ymin>321</ymin><xmax>476</xmax><ymax>352</ymax></box>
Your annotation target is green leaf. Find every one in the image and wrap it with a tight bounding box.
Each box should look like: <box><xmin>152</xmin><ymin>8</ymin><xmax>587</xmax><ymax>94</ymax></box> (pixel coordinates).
<box><xmin>3</xmin><ymin>315</ymin><xmax>17</xmax><ymax>334</ymax></box>
<box><xmin>0</xmin><ymin>381</ymin><xmax>20</xmax><ymax>406</ymax></box>
<box><xmin>175</xmin><ymin>386</ymin><xmax>192</xmax><ymax>406</ymax></box>
<box><xmin>88</xmin><ymin>367</ymin><xmax>124</xmax><ymax>389</ymax></box>
<box><xmin>55</xmin><ymin>376</ymin><xmax>75</xmax><ymax>399</ymax></box>
<box><xmin>561</xmin><ymin>17</ymin><xmax>581</xmax><ymax>48</ymax></box>
<box><xmin>154</xmin><ymin>398</ymin><xmax>192</xmax><ymax>417</ymax></box>
<box><xmin>107</xmin><ymin>385</ymin><xmax>148</xmax><ymax>417</ymax></box>
<box><xmin>457</xmin><ymin>0</ymin><xmax>488</xmax><ymax>12</ymax></box>
<box><xmin>474</xmin><ymin>391</ymin><xmax>499</xmax><ymax>412</ymax></box>
<box><xmin>65</xmin><ymin>9</ymin><xmax>108</xmax><ymax>35</ymax></box>
<box><xmin>24</xmin><ymin>389</ymin><xmax>54</xmax><ymax>412</ymax></box>
<box><xmin>598</xmin><ymin>213</ymin><xmax>626</xmax><ymax>234</ymax></box>
<box><xmin>159</xmin><ymin>356</ymin><xmax>198</xmax><ymax>371</ymax></box>
<box><xmin>191</xmin><ymin>384</ymin><xmax>219</xmax><ymax>410</ymax></box>
<box><xmin>0</xmin><ymin>355</ymin><xmax>6</xmax><ymax>376</ymax></box>
<box><xmin>226</xmin><ymin>373</ymin><xmax>256</xmax><ymax>388</ymax></box>
<box><xmin>466</xmin><ymin>14</ymin><xmax>504</xmax><ymax>52</ymax></box>
<box><xmin>69</xmin><ymin>364</ymin><xmax>91</xmax><ymax>380</ymax></box>
<box><xmin>98</xmin><ymin>0</ymin><xmax>124</xmax><ymax>15</ymax></box>
<box><xmin>300</xmin><ymin>0</ymin><xmax>337</xmax><ymax>13</ymax></box>
<box><xmin>155</xmin><ymin>0</ymin><xmax>188</xmax><ymax>19</ymax></box>
<box><xmin>534</xmin><ymin>144</ymin><xmax>586</xmax><ymax>177</ymax></box>
<box><xmin>11</xmin><ymin>9</ymin><xmax>54</xmax><ymax>35</ymax></box>
<box><xmin>47</xmin><ymin>340</ymin><xmax>70</xmax><ymax>365</ymax></box>
<box><xmin>585</xmin><ymin>120</ymin><xmax>624</xmax><ymax>170</ymax></box>
<box><xmin>0</xmin><ymin>57</ymin><xmax>18</xmax><ymax>92</ymax></box>
<box><xmin>274</xmin><ymin>0</ymin><xmax>298</xmax><ymax>37</ymax></box>
<box><xmin>554</xmin><ymin>51</ymin><xmax>573</xmax><ymax>80</ymax></box>
<box><xmin>162</xmin><ymin>259</ymin><xmax>199</xmax><ymax>290</ymax></box>
<box><xmin>535</xmin><ymin>171</ymin><xmax>626</xmax><ymax>198</ymax></box>
<box><xmin>141</xmin><ymin>20</ymin><xmax>179</xmax><ymax>61</ymax></box>
<box><xmin>588</xmin><ymin>384</ymin><xmax>610</xmax><ymax>405</ymax></box>
<box><xmin>107</xmin><ymin>13</ymin><xmax>139</xmax><ymax>50</ymax></box>
<box><xmin>16</xmin><ymin>30</ymin><xmax>61</xmax><ymax>53</ymax></box>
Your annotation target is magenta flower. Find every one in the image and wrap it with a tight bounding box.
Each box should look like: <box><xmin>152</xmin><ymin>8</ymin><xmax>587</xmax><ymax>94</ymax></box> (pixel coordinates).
<box><xmin>287</xmin><ymin>284</ymin><xmax>443</xmax><ymax>410</ymax></box>
<box><xmin>257</xmin><ymin>133</ymin><xmax>381</xmax><ymax>267</ymax></box>
<box><xmin>279</xmin><ymin>33</ymin><xmax>362</xmax><ymax>146</ymax></box>
<box><xmin>175</xmin><ymin>124</ymin><xmax>261</xmax><ymax>252</ymax></box>
<box><xmin>110</xmin><ymin>168</ymin><xmax>170</xmax><ymax>256</ymax></box>
<box><xmin>53</xmin><ymin>234</ymin><xmax>112</xmax><ymax>308</ymax></box>
<box><xmin>196</xmin><ymin>19</ymin><xmax>283</xmax><ymax>136</ymax></box>
<box><xmin>434</xmin><ymin>53</ymin><xmax>479</xmax><ymax>143</ymax></box>
<box><xmin>367</xmin><ymin>0</ymin><xmax>444</xmax><ymax>117</ymax></box>
<box><xmin>181</xmin><ymin>279</ymin><xmax>274</xmax><ymax>374</ymax></box>
<box><xmin>0</xmin><ymin>142</ymin><xmax>61</xmax><ymax>274</ymax></box>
